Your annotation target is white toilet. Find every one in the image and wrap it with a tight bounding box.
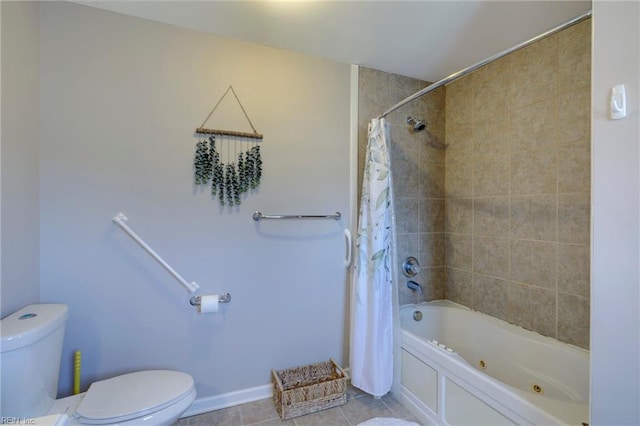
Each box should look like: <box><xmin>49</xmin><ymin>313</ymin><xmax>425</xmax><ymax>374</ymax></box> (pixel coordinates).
<box><xmin>1</xmin><ymin>304</ymin><xmax>196</xmax><ymax>425</ymax></box>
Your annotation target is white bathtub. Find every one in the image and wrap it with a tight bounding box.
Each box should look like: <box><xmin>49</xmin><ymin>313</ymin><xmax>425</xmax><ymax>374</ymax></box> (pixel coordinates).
<box><xmin>397</xmin><ymin>300</ymin><xmax>589</xmax><ymax>425</ymax></box>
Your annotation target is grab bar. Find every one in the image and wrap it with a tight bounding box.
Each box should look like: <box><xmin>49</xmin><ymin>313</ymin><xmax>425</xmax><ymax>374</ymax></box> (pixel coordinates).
<box><xmin>112</xmin><ymin>212</ymin><xmax>200</xmax><ymax>294</ymax></box>
<box><xmin>343</xmin><ymin>228</ymin><xmax>352</xmax><ymax>268</ymax></box>
<box><xmin>252</xmin><ymin>211</ymin><xmax>341</xmax><ymax>221</ymax></box>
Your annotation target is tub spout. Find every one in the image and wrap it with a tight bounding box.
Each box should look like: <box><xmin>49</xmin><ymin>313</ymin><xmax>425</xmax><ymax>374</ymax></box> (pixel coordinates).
<box><xmin>407</xmin><ymin>280</ymin><xmax>423</xmax><ymax>293</ymax></box>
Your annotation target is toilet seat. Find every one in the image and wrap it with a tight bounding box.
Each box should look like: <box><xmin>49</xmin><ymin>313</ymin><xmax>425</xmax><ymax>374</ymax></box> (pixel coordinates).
<box><xmin>74</xmin><ymin>370</ymin><xmax>194</xmax><ymax>425</ymax></box>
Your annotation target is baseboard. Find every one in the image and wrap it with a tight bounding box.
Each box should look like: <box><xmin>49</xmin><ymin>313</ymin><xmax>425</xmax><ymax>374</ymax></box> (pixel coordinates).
<box><xmin>181</xmin><ymin>384</ymin><xmax>273</xmax><ymax>418</ymax></box>
<box><xmin>182</xmin><ymin>366</ymin><xmax>352</xmax><ymax>418</ymax></box>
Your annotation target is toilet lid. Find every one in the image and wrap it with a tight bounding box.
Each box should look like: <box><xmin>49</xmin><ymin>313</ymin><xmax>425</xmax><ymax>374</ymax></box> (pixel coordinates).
<box><xmin>76</xmin><ymin>370</ymin><xmax>194</xmax><ymax>424</ymax></box>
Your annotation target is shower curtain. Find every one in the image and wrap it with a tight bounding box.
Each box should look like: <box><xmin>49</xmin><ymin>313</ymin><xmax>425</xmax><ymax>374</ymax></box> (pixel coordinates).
<box><xmin>350</xmin><ymin>117</ymin><xmax>396</xmax><ymax>397</ymax></box>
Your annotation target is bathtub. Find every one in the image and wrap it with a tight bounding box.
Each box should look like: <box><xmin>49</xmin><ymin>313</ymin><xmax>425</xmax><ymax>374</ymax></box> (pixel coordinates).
<box><xmin>397</xmin><ymin>300</ymin><xmax>589</xmax><ymax>425</ymax></box>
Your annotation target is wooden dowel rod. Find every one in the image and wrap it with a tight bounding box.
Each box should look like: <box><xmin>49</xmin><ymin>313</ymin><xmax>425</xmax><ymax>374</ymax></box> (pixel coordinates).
<box><xmin>195</xmin><ymin>127</ymin><xmax>263</xmax><ymax>140</ymax></box>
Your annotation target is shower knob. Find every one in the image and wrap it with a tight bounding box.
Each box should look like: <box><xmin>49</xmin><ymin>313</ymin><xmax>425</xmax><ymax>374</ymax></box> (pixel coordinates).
<box><xmin>402</xmin><ymin>256</ymin><xmax>420</xmax><ymax>277</ymax></box>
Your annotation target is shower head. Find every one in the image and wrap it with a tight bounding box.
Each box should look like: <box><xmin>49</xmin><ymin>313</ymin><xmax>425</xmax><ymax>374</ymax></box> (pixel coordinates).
<box><xmin>407</xmin><ymin>117</ymin><xmax>426</xmax><ymax>132</ymax></box>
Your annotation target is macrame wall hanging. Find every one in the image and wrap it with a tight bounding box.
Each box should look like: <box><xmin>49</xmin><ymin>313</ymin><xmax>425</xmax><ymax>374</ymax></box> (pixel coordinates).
<box><xmin>194</xmin><ymin>85</ymin><xmax>263</xmax><ymax>206</ymax></box>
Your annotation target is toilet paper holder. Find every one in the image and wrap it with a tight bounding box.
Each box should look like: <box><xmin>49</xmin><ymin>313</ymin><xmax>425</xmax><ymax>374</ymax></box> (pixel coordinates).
<box><xmin>190</xmin><ymin>293</ymin><xmax>232</xmax><ymax>306</ymax></box>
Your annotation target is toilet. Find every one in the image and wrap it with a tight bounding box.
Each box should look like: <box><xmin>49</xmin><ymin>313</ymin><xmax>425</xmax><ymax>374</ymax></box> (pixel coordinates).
<box><xmin>1</xmin><ymin>304</ymin><xmax>196</xmax><ymax>425</ymax></box>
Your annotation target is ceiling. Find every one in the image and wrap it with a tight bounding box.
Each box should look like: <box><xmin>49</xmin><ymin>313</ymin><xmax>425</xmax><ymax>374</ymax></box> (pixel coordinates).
<box><xmin>74</xmin><ymin>1</ymin><xmax>592</xmax><ymax>82</ymax></box>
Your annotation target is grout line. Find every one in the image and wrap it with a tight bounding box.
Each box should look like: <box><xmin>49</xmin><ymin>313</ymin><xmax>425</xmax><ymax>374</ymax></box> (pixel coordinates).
<box><xmin>507</xmin><ymin>64</ymin><xmax>513</xmax><ymax>325</ymax></box>
<box><xmin>470</xmin><ymin>74</ymin><xmax>476</xmax><ymax>311</ymax></box>
<box><xmin>554</xmin><ymin>34</ymin><xmax>561</xmax><ymax>341</ymax></box>
<box><xmin>337</xmin><ymin>406</ymin><xmax>353</xmax><ymax>426</ymax></box>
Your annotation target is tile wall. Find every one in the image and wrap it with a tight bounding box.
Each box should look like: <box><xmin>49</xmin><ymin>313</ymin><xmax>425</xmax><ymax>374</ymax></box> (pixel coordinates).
<box><xmin>358</xmin><ymin>67</ymin><xmax>446</xmax><ymax>305</ymax></box>
<box><xmin>357</xmin><ymin>19</ymin><xmax>590</xmax><ymax>349</ymax></box>
<box><xmin>444</xmin><ymin>20</ymin><xmax>591</xmax><ymax>348</ymax></box>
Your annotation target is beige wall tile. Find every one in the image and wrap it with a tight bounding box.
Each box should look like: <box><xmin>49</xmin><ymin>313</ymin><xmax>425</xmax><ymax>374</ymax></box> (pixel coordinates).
<box><xmin>443</xmin><ymin>21</ymin><xmax>590</xmax><ymax>348</ymax></box>
<box><xmin>511</xmin><ymin>98</ymin><xmax>557</xmax><ymax>153</ymax></box>
<box><xmin>510</xmin><ymin>194</ymin><xmax>557</xmax><ymax>241</ymax></box>
<box><xmin>421</xmin><ymin>198</ymin><xmax>445</xmax><ymax>233</ymax></box>
<box><xmin>507</xmin><ymin>283</ymin><xmax>557</xmax><ymax>338</ymax></box>
<box><xmin>393</xmin><ymin>168</ymin><xmax>421</xmax><ymax>198</ymax></box>
<box><xmin>474</xmin><ymin>196</ymin><xmax>509</xmax><ymax>237</ymax></box>
<box><xmin>366</xmin><ymin>20</ymin><xmax>591</xmax><ymax>348</ymax></box>
<box><xmin>558</xmin><ymin>192</ymin><xmax>590</xmax><ymax>244</ymax></box>
<box><xmin>558</xmin><ymin>88</ymin><xmax>591</xmax><ymax>143</ymax></box>
<box><xmin>423</xmin><ymin>165</ymin><xmax>445</xmax><ymax>198</ymax></box>
<box><xmin>391</xmin><ymin>128</ymin><xmax>420</xmax><ymax>165</ymax></box>
<box><xmin>422</xmin><ymin>267</ymin><xmax>446</xmax><ymax>301</ymax></box>
<box><xmin>422</xmin><ymin>137</ymin><xmax>447</xmax><ymax>166</ymax></box>
<box><xmin>399</xmin><ymin>267</ymin><xmax>445</xmax><ymax>304</ymax></box>
<box><xmin>511</xmin><ymin>35</ymin><xmax>558</xmax><ymax>108</ymax></box>
<box><xmin>474</xmin><ymin>152</ymin><xmax>509</xmax><ymax>197</ymax></box>
<box><xmin>445</xmin><ymin>267</ymin><xmax>473</xmax><ymax>307</ymax></box>
<box><xmin>445</xmin><ymin>157</ymin><xmax>473</xmax><ymax>198</ymax></box>
<box><xmin>445</xmin><ymin>233</ymin><xmax>472</xmax><ymax>270</ymax></box>
<box><xmin>510</xmin><ymin>146</ymin><xmax>557</xmax><ymax>195</ymax></box>
<box><xmin>558</xmin><ymin>243</ymin><xmax>590</xmax><ymax>297</ymax></box>
<box><xmin>473</xmin><ymin>114</ymin><xmax>510</xmax><ymax>158</ymax></box>
<box><xmin>446</xmin><ymin>197</ymin><xmax>473</xmax><ymax>234</ymax></box>
<box><xmin>395</xmin><ymin>198</ymin><xmax>419</xmax><ymax>234</ymax></box>
<box><xmin>360</xmin><ymin>67</ymin><xmax>448</xmax><ymax>303</ymax></box>
<box><xmin>558</xmin><ymin>20</ymin><xmax>591</xmax><ymax>94</ymax></box>
<box><xmin>398</xmin><ymin>285</ymin><xmax>412</xmax><ymax>305</ymax></box>
<box><xmin>510</xmin><ymin>240</ymin><xmax>557</xmax><ymax>289</ymax></box>
<box><xmin>446</xmin><ymin>76</ymin><xmax>473</xmax><ymax>128</ymax></box>
<box><xmin>424</xmin><ymin>121</ymin><xmax>447</xmax><ymax>168</ymax></box>
<box><xmin>473</xmin><ymin>236</ymin><xmax>509</xmax><ymax>279</ymax></box>
<box><xmin>558</xmin><ymin>293</ymin><xmax>590</xmax><ymax>348</ymax></box>
<box><xmin>445</xmin><ymin>124</ymin><xmax>473</xmax><ymax>164</ymax></box>
<box><xmin>558</xmin><ymin>138</ymin><xmax>590</xmax><ymax>193</ymax></box>
<box><xmin>420</xmin><ymin>233</ymin><xmax>445</xmax><ymax>267</ymax></box>
<box><xmin>389</xmin><ymin>72</ymin><xmax>428</xmax><ymax>100</ymax></box>
<box><xmin>426</xmin><ymin>86</ymin><xmax>446</xmax><ymax>120</ymax></box>
<box><xmin>359</xmin><ymin>67</ymin><xmax>391</xmax><ymax>108</ymax></box>
<box><xmin>396</xmin><ymin>229</ymin><xmax>421</xmax><ymax>264</ymax></box>
<box><xmin>473</xmin><ymin>274</ymin><xmax>508</xmax><ymax>321</ymax></box>
<box><xmin>474</xmin><ymin>58</ymin><xmax>513</xmax><ymax>122</ymax></box>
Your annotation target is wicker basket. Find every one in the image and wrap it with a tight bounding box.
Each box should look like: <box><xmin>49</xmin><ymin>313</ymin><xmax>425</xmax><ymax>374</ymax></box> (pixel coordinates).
<box><xmin>272</xmin><ymin>358</ymin><xmax>347</xmax><ymax>420</ymax></box>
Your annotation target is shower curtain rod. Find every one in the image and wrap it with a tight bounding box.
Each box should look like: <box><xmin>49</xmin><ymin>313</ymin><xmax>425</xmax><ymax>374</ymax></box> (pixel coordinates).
<box><xmin>378</xmin><ymin>9</ymin><xmax>592</xmax><ymax>119</ymax></box>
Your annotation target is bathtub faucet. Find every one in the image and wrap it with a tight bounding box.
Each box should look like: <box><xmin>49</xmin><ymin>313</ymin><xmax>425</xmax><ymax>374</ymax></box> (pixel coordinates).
<box><xmin>407</xmin><ymin>280</ymin><xmax>423</xmax><ymax>293</ymax></box>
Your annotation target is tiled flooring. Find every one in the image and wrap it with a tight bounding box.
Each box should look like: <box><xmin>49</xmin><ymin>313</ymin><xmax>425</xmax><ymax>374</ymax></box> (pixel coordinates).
<box><xmin>175</xmin><ymin>385</ymin><xmax>424</xmax><ymax>426</ymax></box>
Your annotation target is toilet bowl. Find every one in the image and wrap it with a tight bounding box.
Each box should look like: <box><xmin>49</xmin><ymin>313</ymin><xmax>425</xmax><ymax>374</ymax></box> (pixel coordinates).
<box><xmin>33</xmin><ymin>373</ymin><xmax>195</xmax><ymax>426</ymax></box>
<box><xmin>53</xmin><ymin>370</ymin><xmax>196</xmax><ymax>425</ymax></box>
<box><xmin>1</xmin><ymin>304</ymin><xmax>196</xmax><ymax>425</ymax></box>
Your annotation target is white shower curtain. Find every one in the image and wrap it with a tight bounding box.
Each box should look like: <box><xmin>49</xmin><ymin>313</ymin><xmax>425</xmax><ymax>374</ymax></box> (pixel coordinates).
<box><xmin>350</xmin><ymin>117</ymin><xmax>396</xmax><ymax>397</ymax></box>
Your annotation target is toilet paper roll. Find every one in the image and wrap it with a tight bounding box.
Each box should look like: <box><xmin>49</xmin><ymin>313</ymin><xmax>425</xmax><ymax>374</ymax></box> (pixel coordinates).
<box><xmin>200</xmin><ymin>295</ymin><xmax>219</xmax><ymax>313</ymax></box>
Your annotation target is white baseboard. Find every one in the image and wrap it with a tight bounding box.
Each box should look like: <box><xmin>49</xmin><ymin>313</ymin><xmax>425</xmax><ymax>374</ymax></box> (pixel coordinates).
<box><xmin>182</xmin><ymin>384</ymin><xmax>273</xmax><ymax>418</ymax></box>
<box><xmin>181</xmin><ymin>366</ymin><xmax>352</xmax><ymax>418</ymax></box>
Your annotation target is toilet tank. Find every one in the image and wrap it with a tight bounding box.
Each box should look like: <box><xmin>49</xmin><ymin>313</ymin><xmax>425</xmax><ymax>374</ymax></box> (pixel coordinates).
<box><xmin>1</xmin><ymin>304</ymin><xmax>68</xmax><ymax>418</ymax></box>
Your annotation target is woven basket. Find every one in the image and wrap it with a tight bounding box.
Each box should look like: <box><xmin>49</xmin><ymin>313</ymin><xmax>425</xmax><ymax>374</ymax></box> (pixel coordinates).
<box><xmin>272</xmin><ymin>358</ymin><xmax>347</xmax><ymax>420</ymax></box>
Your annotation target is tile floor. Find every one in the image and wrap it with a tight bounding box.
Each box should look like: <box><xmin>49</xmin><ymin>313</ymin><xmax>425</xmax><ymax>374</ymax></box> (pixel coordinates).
<box><xmin>175</xmin><ymin>385</ymin><xmax>424</xmax><ymax>426</ymax></box>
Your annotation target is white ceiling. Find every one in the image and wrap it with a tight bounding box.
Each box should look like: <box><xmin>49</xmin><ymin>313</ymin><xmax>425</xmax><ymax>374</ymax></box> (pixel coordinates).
<box><xmin>74</xmin><ymin>1</ymin><xmax>592</xmax><ymax>82</ymax></box>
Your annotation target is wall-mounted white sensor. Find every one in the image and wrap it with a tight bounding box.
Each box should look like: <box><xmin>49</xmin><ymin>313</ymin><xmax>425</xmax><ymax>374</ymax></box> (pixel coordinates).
<box><xmin>610</xmin><ymin>84</ymin><xmax>627</xmax><ymax>120</ymax></box>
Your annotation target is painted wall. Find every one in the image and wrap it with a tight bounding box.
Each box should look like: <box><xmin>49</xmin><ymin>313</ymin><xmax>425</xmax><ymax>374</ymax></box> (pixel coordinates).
<box><xmin>3</xmin><ymin>1</ymin><xmax>639</xmax><ymax>421</ymax></box>
<box><xmin>444</xmin><ymin>20</ymin><xmax>591</xmax><ymax>349</ymax></box>
<box><xmin>38</xmin><ymin>2</ymin><xmax>351</xmax><ymax>400</ymax></box>
<box><xmin>591</xmin><ymin>1</ymin><xmax>640</xmax><ymax>423</ymax></box>
<box><xmin>0</xmin><ymin>1</ymin><xmax>41</xmax><ymax>317</ymax></box>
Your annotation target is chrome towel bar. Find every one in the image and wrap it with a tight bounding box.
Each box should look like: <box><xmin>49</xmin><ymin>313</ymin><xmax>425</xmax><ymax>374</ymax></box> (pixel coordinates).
<box><xmin>252</xmin><ymin>211</ymin><xmax>341</xmax><ymax>221</ymax></box>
